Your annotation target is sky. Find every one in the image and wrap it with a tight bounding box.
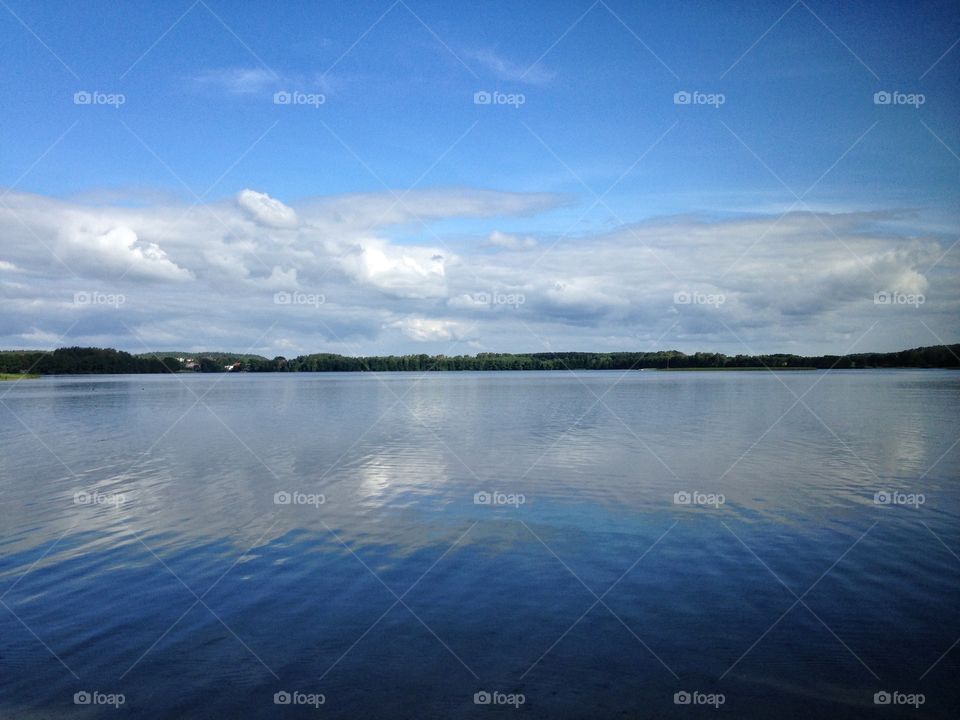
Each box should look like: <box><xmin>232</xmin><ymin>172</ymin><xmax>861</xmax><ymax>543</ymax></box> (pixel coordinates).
<box><xmin>1</xmin><ymin>0</ymin><xmax>958</xmax><ymax>358</ymax></box>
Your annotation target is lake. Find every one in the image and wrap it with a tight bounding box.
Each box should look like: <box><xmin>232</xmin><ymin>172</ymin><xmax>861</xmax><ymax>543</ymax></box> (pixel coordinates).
<box><xmin>1</xmin><ymin>371</ymin><xmax>958</xmax><ymax>718</ymax></box>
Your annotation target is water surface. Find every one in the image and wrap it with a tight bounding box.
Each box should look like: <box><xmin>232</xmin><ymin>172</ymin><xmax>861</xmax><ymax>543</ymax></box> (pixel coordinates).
<box><xmin>1</xmin><ymin>371</ymin><xmax>958</xmax><ymax>718</ymax></box>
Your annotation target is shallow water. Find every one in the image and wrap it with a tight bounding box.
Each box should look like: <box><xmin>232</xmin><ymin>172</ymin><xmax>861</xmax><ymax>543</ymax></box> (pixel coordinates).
<box><xmin>1</xmin><ymin>370</ymin><xmax>958</xmax><ymax>718</ymax></box>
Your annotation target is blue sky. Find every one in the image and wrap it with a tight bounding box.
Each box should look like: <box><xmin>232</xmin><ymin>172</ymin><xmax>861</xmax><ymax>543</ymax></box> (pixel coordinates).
<box><xmin>1</xmin><ymin>0</ymin><xmax>958</xmax><ymax>356</ymax></box>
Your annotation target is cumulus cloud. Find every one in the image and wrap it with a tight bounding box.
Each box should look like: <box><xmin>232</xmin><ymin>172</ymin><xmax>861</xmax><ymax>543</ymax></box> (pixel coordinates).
<box><xmin>0</xmin><ymin>187</ymin><xmax>956</xmax><ymax>356</ymax></box>
<box><xmin>62</xmin><ymin>225</ymin><xmax>193</xmax><ymax>281</ymax></box>
<box><xmin>236</xmin><ymin>189</ymin><xmax>299</xmax><ymax>229</ymax></box>
<box><xmin>340</xmin><ymin>239</ymin><xmax>447</xmax><ymax>299</ymax></box>
<box><xmin>542</xmin><ymin>277</ymin><xmax>631</xmax><ymax>318</ymax></box>
<box><xmin>256</xmin><ymin>266</ymin><xmax>298</xmax><ymax>290</ymax></box>
<box><xmin>391</xmin><ymin>317</ymin><xmax>466</xmax><ymax>342</ymax></box>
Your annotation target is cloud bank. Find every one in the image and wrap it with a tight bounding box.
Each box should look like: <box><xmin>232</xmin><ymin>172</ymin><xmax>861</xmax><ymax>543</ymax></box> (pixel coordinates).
<box><xmin>1</xmin><ymin>186</ymin><xmax>956</xmax><ymax>358</ymax></box>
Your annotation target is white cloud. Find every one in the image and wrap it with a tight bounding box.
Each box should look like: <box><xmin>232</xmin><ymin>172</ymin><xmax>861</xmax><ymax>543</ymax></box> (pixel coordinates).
<box><xmin>297</xmin><ymin>188</ymin><xmax>566</xmax><ymax>230</ymax></box>
<box><xmin>236</xmin><ymin>189</ymin><xmax>299</xmax><ymax>229</ymax></box>
<box><xmin>391</xmin><ymin>317</ymin><xmax>466</xmax><ymax>342</ymax></box>
<box><xmin>256</xmin><ymin>266</ymin><xmax>299</xmax><ymax>290</ymax></box>
<box><xmin>447</xmin><ymin>293</ymin><xmax>491</xmax><ymax>310</ymax></box>
<box><xmin>341</xmin><ymin>240</ymin><xmax>447</xmax><ymax>299</ymax></box>
<box><xmin>194</xmin><ymin>67</ymin><xmax>278</xmax><ymax>95</ymax></box>
<box><xmin>201</xmin><ymin>247</ymin><xmax>252</xmax><ymax>281</ymax></box>
<box><xmin>63</xmin><ymin>225</ymin><xmax>193</xmax><ymax>281</ymax></box>
<box><xmin>485</xmin><ymin>230</ymin><xmax>537</xmax><ymax>250</ymax></box>
<box><xmin>465</xmin><ymin>48</ymin><xmax>554</xmax><ymax>85</ymax></box>
<box><xmin>542</xmin><ymin>277</ymin><xmax>630</xmax><ymax>315</ymax></box>
<box><xmin>0</xmin><ymin>188</ymin><xmax>955</xmax><ymax>356</ymax></box>
<box><xmin>18</xmin><ymin>329</ymin><xmax>62</xmax><ymax>345</ymax></box>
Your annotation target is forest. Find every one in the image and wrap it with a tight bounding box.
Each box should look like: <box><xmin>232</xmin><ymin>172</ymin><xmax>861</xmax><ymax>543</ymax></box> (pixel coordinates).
<box><xmin>0</xmin><ymin>344</ymin><xmax>957</xmax><ymax>375</ymax></box>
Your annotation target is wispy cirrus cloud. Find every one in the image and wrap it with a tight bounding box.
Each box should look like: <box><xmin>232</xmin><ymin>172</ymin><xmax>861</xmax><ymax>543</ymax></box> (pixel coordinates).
<box><xmin>463</xmin><ymin>48</ymin><xmax>554</xmax><ymax>85</ymax></box>
<box><xmin>192</xmin><ymin>67</ymin><xmax>279</xmax><ymax>95</ymax></box>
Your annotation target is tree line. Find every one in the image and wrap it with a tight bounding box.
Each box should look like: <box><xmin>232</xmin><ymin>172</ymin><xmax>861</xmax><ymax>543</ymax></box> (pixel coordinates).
<box><xmin>0</xmin><ymin>347</ymin><xmax>168</xmax><ymax>374</ymax></box>
<box><xmin>0</xmin><ymin>344</ymin><xmax>957</xmax><ymax>375</ymax></box>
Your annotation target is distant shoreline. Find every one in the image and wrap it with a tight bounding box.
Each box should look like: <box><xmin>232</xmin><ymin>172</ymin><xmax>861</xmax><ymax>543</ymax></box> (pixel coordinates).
<box><xmin>654</xmin><ymin>366</ymin><xmax>819</xmax><ymax>371</ymax></box>
<box><xmin>5</xmin><ymin>367</ymin><xmax>960</xmax><ymax>380</ymax></box>
<box><xmin>1</xmin><ymin>344</ymin><xmax>958</xmax><ymax>375</ymax></box>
